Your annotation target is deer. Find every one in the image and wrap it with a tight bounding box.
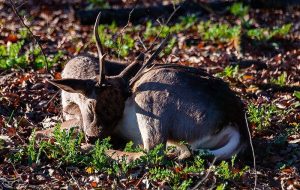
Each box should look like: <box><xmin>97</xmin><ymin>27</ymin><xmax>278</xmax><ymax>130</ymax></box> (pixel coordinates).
<box><xmin>37</xmin><ymin>12</ymin><xmax>250</xmax><ymax>161</ymax></box>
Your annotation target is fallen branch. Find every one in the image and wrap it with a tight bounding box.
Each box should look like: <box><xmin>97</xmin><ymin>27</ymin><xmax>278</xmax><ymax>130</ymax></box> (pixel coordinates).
<box><xmin>250</xmin><ymin>0</ymin><xmax>300</xmax><ymax>8</ymax></box>
<box><xmin>257</xmin><ymin>83</ymin><xmax>300</xmax><ymax>93</ymax></box>
<box><xmin>76</xmin><ymin>1</ymin><xmax>233</xmax><ymax>25</ymax></box>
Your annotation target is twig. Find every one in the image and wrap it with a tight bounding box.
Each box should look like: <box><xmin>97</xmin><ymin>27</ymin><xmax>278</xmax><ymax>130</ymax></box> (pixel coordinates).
<box><xmin>45</xmin><ymin>91</ymin><xmax>60</xmax><ymax>107</ymax></box>
<box><xmin>119</xmin><ymin>7</ymin><xmax>135</xmax><ymax>34</ymax></box>
<box><xmin>191</xmin><ymin>157</ymin><xmax>217</xmax><ymax>190</ymax></box>
<box><xmin>245</xmin><ymin>113</ymin><xmax>258</xmax><ymax>189</ymax></box>
<box><xmin>128</xmin><ymin>3</ymin><xmax>181</xmax><ymax>85</ymax></box>
<box><xmin>147</xmin><ymin>4</ymin><xmax>181</xmax><ymax>51</ymax></box>
<box><xmin>116</xmin><ymin>5</ymin><xmax>136</xmax><ymax>59</ymax></box>
<box><xmin>134</xmin><ymin>172</ymin><xmax>148</xmax><ymax>187</ymax></box>
<box><xmin>8</xmin><ymin>0</ymin><xmax>49</xmax><ymax>72</ymax></box>
<box><xmin>138</xmin><ymin>36</ymin><xmax>147</xmax><ymax>51</ymax></box>
<box><xmin>68</xmin><ymin>171</ymin><xmax>82</xmax><ymax>190</ymax></box>
<box><xmin>129</xmin><ymin>34</ymin><xmax>172</xmax><ymax>86</ymax></box>
<box><xmin>144</xmin><ymin>34</ymin><xmax>172</xmax><ymax>67</ymax></box>
<box><xmin>166</xmin><ymin>1</ymin><xmax>181</xmax><ymax>25</ymax></box>
<box><xmin>16</xmin><ymin>0</ymin><xmax>27</xmax><ymax>10</ymax></box>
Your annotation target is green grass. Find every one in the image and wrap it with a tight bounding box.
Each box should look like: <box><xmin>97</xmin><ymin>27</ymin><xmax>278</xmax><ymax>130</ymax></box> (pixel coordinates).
<box><xmin>92</xmin><ymin>8</ymin><xmax>292</xmax><ymax>59</ymax></box>
<box><xmin>149</xmin><ymin>167</ymin><xmax>193</xmax><ymax>189</ymax></box>
<box><xmin>12</xmin><ymin>125</ymin><xmax>250</xmax><ymax>189</ymax></box>
<box><xmin>0</xmin><ymin>28</ymin><xmax>63</xmax><ymax>70</ymax></box>
<box><xmin>246</xmin><ymin>24</ymin><xmax>292</xmax><ymax>41</ymax></box>
<box><xmin>144</xmin><ymin>14</ymin><xmax>197</xmax><ymax>39</ymax></box>
<box><xmin>216</xmin><ymin>65</ymin><xmax>240</xmax><ymax>79</ymax></box>
<box><xmin>96</xmin><ymin>15</ymin><xmax>198</xmax><ymax>58</ymax></box>
<box><xmin>216</xmin><ymin>156</ymin><xmax>249</xmax><ymax>180</ymax></box>
<box><xmin>27</xmin><ymin>126</ymin><xmax>87</xmax><ymax>165</ymax></box>
<box><xmin>270</xmin><ymin>72</ymin><xmax>288</xmax><ymax>86</ymax></box>
<box><xmin>294</xmin><ymin>91</ymin><xmax>300</xmax><ymax>100</ymax></box>
<box><xmin>230</xmin><ymin>2</ymin><xmax>249</xmax><ymax>18</ymax></box>
<box><xmin>97</xmin><ymin>23</ymin><xmax>135</xmax><ymax>57</ymax></box>
<box><xmin>247</xmin><ymin>103</ymin><xmax>280</xmax><ymax>131</ymax></box>
<box><xmin>87</xmin><ymin>0</ymin><xmax>109</xmax><ymax>9</ymax></box>
<box><xmin>0</xmin><ymin>36</ymin><xmax>63</xmax><ymax>70</ymax></box>
<box><xmin>198</xmin><ymin>22</ymin><xmax>241</xmax><ymax>43</ymax></box>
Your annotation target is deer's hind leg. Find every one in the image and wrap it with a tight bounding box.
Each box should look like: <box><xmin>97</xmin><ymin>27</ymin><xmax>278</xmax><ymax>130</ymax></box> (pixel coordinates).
<box><xmin>135</xmin><ymin>113</ymin><xmax>168</xmax><ymax>153</ymax></box>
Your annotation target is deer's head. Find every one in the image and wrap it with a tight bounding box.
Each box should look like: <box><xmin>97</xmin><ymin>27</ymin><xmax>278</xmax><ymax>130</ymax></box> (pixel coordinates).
<box><xmin>48</xmin><ymin>13</ymin><xmax>143</xmax><ymax>141</ymax></box>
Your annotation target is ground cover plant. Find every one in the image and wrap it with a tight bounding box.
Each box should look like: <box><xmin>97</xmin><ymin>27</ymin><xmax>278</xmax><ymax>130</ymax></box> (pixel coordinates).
<box><xmin>0</xmin><ymin>0</ymin><xmax>299</xmax><ymax>189</ymax></box>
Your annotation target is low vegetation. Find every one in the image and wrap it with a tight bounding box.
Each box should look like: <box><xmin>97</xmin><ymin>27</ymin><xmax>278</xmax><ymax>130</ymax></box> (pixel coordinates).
<box><xmin>0</xmin><ymin>28</ymin><xmax>63</xmax><ymax>69</ymax></box>
<box><xmin>10</xmin><ymin>126</ymin><xmax>249</xmax><ymax>189</ymax></box>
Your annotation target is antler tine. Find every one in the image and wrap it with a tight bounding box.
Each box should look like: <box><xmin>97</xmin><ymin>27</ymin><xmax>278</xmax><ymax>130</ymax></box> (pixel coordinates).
<box><xmin>94</xmin><ymin>12</ymin><xmax>106</xmax><ymax>84</ymax></box>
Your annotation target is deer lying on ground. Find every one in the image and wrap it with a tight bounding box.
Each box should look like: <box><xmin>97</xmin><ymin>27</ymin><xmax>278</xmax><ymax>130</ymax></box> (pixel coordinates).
<box><xmin>38</xmin><ymin>13</ymin><xmax>250</xmax><ymax>161</ymax></box>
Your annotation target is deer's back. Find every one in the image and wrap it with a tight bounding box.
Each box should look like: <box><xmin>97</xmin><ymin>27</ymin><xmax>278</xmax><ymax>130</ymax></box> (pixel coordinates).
<box><xmin>131</xmin><ymin>65</ymin><xmax>247</xmax><ymax>143</ymax></box>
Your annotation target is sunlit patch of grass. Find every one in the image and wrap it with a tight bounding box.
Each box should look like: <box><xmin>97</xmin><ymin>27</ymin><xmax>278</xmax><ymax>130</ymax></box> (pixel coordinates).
<box><xmin>216</xmin><ymin>156</ymin><xmax>249</xmax><ymax>180</ymax></box>
<box><xmin>270</xmin><ymin>72</ymin><xmax>288</xmax><ymax>86</ymax></box>
<box><xmin>216</xmin><ymin>65</ymin><xmax>240</xmax><ymax>79</ymax></box>
<box><xmin>149</xmin><ymin>166</ymin><xmax>193</xmax><ymax>189</ymax></box>
<box><xmin>15</xmin><ymin>126</ymin><xmax>251</xmax><ymax>189</ymax></box>
<box><xmin>0</xmin><ymin>29</ymin><xmax>64</xmax><ymax>70</ymax></box>
<box><xmin>97</xmin><ymin>23</ymin><xmax>135</xmax><ymax>57</ymax></box>
<box><xmin>247</xmin><ymin>103</ymin><xmax>281</xmax><ymax>131</ymax></box>
<box><xmin>197</xmin><ymin>21</ymin><xmax>241</xmax><ymax>43</ymax></box>
<box><xmin>230</xmin><ymin>2</ymin><xmax>249</xmax><ymax>18</ymax></box>
<box><xmin>27</xmin><ymin>126</ymin><xmax>87</xmax><ymax>165</ymax></box>
<box><xmin>96</xmin><ymin>15</ymin><xmax>198</xmax><ymax>57</ymax></box>
<box><xmin>246</xmin><ymin>24</ymin><xmax>292</xmax><ymax>41</ymax></box>
<box><xmin>294</xmin><ymin>91</ymin><xmax>300</xmax><ymax>100</ymax></box>
<box><xmin>87</xmin><ymin>0</ymin><xmax>109</xmax><ymax>9</ymax></box>
<box><xmin>143</xmin><ymin>15</ymin><xmax>197</xmax><ymax>39</ymax></box>
<box><xmin>216</xmin><ymin>183</ymin><xmax>227</xmax><ymax>190</ymax></box>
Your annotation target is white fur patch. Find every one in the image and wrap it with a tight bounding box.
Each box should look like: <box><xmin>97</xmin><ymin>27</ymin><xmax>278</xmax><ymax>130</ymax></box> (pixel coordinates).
<box><xmin>191</xmin><ymin>126</ymin><xmax>241</xmax><ymax>159</ymax></box>
<box><xmin>114</xmin><ymin>98</ymin><xmax>143</xmax><ymax>145</ymax></box>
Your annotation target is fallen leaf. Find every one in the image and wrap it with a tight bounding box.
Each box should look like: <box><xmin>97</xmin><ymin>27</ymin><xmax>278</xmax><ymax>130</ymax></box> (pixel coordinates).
<box><xmin>6</xmin><ymin>34</ymin><xmax>18</xmax><ymax>42</ymax></box>
<box><xmin>91</xmin><ymin>181</ymin><xmax>97</xmax><ymax>188</ymax></box>
<box><xmin>281</xmin><ymin>167</ymin><xmax>293</xmax><ymax>173</ymax></box>
<box><xmin>54</xmin><ymin>72</ymin><xmax>62</xmax><ymax>80</ymax></box>
<box><xmin>86</xmin><ymin>167</ymin><xmax>94</xmax><ymax>174</ymax></box>
<box><xmin>7</xmin><ymin>127</ymin><xmax>16</xmax><ymax>137</ymax></box>
<box><xmin>174</xmin><ymin>166</ymin><xmax>182</xmax><ymax>173</ymax></box>
<box><xmin>243</xmin><ymin>75</ymin><xmax>254</xmax><ymax>80</ymax></box>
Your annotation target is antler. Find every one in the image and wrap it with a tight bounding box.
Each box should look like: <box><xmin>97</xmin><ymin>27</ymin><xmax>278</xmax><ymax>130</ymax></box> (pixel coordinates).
<box><xmin>94</xmin><ymin>12</ymin><xmax>106</xmax><ymax>84</ymax></box>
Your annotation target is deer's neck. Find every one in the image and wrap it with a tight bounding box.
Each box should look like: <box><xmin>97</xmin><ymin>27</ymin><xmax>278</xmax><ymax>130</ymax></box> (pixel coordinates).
<box><xmin>96</xmin><ymin>86</ymin><xmax>126</xmax><ymax>137</ymax></box>
<box><xmin>113</xmin><ymin>98</ymin><xmax>143</xmax><ymax>145</ymax></box>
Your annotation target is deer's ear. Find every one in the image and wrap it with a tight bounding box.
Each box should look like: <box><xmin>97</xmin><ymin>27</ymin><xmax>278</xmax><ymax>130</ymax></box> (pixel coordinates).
<box><xmin>47</xmin><ymin>79</ymin><xmax>95</xmax><ymax>95</ymax></box>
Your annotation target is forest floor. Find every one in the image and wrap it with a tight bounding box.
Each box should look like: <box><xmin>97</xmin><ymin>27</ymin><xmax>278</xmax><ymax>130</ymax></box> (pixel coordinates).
<box><xmin>0</xmin><ymin>0</ymin><xmax>299</xmax><ymax>189</ymax></box>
